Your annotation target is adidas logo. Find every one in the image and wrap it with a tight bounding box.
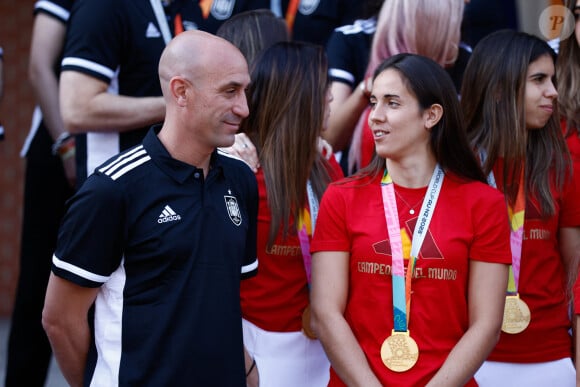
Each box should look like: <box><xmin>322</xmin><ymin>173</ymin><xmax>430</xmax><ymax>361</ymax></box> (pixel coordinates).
<box><xmin>145</xmin><ymin>22</ymin><xmax>161</xmax><ymax>38</ymax></box>
<box><xmin>158</xmin><ymin>205</ymin><xmax>181</xmax><ymax>224</ymax></box>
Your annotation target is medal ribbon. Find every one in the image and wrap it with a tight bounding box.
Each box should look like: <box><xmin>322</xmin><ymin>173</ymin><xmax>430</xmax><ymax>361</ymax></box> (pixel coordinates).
<box><xmin>297</xmin><ymin>180</ymin><xmax>319</xmax><ymax>285</ymax></box>
<box><xmin>479</xmin><ymin>150</ymin><xmax>525</xmax><ymax>293</ymax></box>
<box><xmin>285</xmin><ymin>0</ymin><xmax>300</xmax><ymax>36</ymax></box>
<box><xmin>381</xmin><ymin>165</ymin><xmax>444</xmax><ymax>332</ymax></box>
<box><xmin>506</xmin><ymin>175</ymin><xmax>525</xmax><ymax>293</ymax></box>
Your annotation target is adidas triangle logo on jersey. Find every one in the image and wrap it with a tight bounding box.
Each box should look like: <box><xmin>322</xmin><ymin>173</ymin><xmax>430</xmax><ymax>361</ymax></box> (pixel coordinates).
<box><xmin>158</xmin><ymin>205</ymin><xmax>181</xmax><ymax>224</ymax></box>
<box><xmin>145</xmin><ymin>22</ymin><xmax>161</xmax><ymax>38</ymax></box>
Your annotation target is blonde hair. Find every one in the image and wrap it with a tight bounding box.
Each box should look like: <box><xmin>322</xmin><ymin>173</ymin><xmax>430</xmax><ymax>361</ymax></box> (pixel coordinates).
<box><xmin>366</xmin><ymin>0</ymin><xmax>463</xmax><ymax>79</ymax></box>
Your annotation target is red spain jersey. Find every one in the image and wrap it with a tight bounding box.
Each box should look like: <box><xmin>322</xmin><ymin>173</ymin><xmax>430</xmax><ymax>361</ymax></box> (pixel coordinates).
<box><xmin>311</xmin><ymin>173</ymin><xmax>511</xmax><ymax>386</ymax></box>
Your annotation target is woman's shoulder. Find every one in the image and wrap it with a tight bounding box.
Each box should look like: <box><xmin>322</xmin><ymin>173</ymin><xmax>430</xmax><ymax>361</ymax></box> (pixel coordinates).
<box><xmin>444</xmin><ymin>173</ymin><xmax>503</xmax><ymax>201</ymax></box>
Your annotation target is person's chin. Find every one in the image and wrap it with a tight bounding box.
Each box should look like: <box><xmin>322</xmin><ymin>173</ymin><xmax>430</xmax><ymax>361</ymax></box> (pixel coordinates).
<box><xmin>526</xmin><ymin>119</ymin><xmax>548</xmax><ymax>130</ymax></box>
<box><xmin>219</xmin><ymin>135</ymin><xmax>236</xmax><ymax>148</ymax></box>
<box><xmin>374</xmin><ymin>144</ymin><xmax>391</xmax><ymax>159</ymax></box>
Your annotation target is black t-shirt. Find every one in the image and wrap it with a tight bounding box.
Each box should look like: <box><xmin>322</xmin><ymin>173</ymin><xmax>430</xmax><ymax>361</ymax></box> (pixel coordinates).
<box><xmin>53</xmin><ymin>128</ymin><xmax>258</xmax><ymax>386</ymax></box>
<box><xmin>281</xmin><ymin>0</ymin><xmax>365</xmax><ymax>46</ymax></box>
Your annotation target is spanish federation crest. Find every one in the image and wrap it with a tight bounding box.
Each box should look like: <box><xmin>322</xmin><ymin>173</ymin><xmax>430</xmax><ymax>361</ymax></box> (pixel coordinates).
<box><xmin>224</xmin><ymin>193</ymin><xmax>242</xmax><ymax>226</ymax></box>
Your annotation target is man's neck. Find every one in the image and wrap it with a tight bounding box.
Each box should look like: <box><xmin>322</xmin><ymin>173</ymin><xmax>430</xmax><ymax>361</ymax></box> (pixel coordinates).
<box><xmin>157</xmin><ymin>124</ymin><xmax>213</xmax><ymax>177</ymax></box>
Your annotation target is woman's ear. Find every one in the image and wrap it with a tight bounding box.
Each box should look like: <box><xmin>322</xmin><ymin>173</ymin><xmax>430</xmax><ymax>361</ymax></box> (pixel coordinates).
<box><xmin>424</xmin><ymin>104</ymin><xmax>443</xmax><ymax>130</ymax></box>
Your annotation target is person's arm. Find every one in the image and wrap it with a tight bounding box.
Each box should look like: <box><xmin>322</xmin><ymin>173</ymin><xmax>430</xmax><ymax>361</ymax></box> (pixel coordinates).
<box><xmin>29</xmin><ymin>13</ymin><xmax>66</xmax><ymax>142</ymax></box>
<box><xmin>59</xmin><ymin>71</ymin><xmax>166</xmax><ymax>134</ymax></box>
<box><xmin>426</xmin><ymin>261</ymin><xmax>508</xmax><ymax>387</ymax></box>
<box><xmin>29</xmin><ymin>12</ymin><xmax>76</xmax><ymax>186</ymax></box>
<box><xmin>42</xmin><ymin>273</ymin><xmax>100</xmax><ymax>387</ymax></box>
<box><xmin>322</xmin><ymin>79</ymin><xmax>370</xmax><ymax>151</ymax></box>
<box><xmin>310</xmin><ymin>250</ymin><xmax>382</xmax><ymax>387</ymax></box>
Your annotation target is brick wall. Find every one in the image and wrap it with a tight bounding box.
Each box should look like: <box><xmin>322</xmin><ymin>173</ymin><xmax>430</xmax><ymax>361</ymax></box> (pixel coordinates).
<box><xmin>0</xmin><ymin>1</ymin><xmax>36</xmax><ymax>317</ymax></box>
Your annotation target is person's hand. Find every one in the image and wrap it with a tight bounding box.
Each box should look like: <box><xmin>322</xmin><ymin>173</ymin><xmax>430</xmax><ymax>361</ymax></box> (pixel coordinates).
<box><xmin>220</xmin><ymin>133</ymin><xmax>260</xmax><ymax>173</ymax></box>
<box><xmin>52</xmin><ymin>133</ymin><xmax>77</xmax><ymax>188</ymax></box>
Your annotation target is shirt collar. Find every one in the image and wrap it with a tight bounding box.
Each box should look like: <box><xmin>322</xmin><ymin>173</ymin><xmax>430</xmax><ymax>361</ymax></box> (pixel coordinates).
<box><xmin>143</xmin><ymin>125</ymin><xmax>224</xmax><ymax>184</ymax></box>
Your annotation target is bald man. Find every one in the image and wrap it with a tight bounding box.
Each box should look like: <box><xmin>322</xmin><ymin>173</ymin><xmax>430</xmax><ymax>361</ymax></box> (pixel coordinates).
<box><xmin>42</xmin><ymin>31</ymin><xmax>259</xmax><ymax>387</ymax></box>
<box><xmin>60</xmin><ymin>0</ymin><xmax>269</xmax><ymax>185</ymax></box>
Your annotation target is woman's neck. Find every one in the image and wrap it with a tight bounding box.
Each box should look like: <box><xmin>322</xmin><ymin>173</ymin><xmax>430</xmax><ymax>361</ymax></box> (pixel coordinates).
<box><xmin>386</xmin><ymin>155</ymin><xmax>438</xmax><ymax>188</ymax></box>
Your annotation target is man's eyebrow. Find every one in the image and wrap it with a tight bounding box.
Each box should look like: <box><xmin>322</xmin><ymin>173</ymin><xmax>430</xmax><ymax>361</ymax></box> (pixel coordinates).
<box><xmin>221</xmin><ymin>80</ymin><xmax>247</xmax><ymax>89</ymax></box>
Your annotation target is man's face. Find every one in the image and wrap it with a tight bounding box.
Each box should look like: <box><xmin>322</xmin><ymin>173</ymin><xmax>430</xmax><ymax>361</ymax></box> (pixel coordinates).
<box><xmin>190</xmin><ymin>53</ymin><xmax>250</xmax><ymax>150</ymax></box>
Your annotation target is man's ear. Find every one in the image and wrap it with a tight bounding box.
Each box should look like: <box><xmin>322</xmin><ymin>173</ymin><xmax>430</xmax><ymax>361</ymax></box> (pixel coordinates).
<box><xmin>424</xmin><ymin>103</ymin><xmax>443</xmax><ymax>130</ymax></box>
<box><xmin>170</xmin><ymin>76</ymin><xmax>188</xmax><ymax>106</ymax></box>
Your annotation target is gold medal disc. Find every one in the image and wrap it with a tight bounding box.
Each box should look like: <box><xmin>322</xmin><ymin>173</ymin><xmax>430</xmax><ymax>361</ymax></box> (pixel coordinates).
<box><xmin>501</xmin><ymin>294</ymin><xmax>531</xmax><ymax>334</ymax></box>
<box><xmin>302</xmin><ymin>305</ymin><xmax>317</xmax><ymax>339</ymax></box>
<box><xmin>380</xmin><ymin>330</ymin><xmax>419</xmax><ymax>372</ymax></box>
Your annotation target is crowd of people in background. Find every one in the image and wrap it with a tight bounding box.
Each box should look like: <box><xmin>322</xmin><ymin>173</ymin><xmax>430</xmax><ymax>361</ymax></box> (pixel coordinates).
<box><xmin>3</xmin><ymin>0</ymin><xmax>580</xmax><ymax>386</ymax></box>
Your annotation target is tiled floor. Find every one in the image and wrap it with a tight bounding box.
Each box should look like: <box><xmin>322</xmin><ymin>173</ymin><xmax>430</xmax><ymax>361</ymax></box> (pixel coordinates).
<box><xmin>0</xmin><ymin>317</ymin><xmax>67</xmax><ymax>387</ymax></box>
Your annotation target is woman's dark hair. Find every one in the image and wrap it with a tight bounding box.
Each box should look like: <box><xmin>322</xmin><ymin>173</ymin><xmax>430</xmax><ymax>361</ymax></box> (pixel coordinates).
<box><xmin>240</xmin><ymin>42</ymin><xmax>332</xmax><ymax>247</ymax></box>
<box><xmin>461</xmin><ymin>29</ymin><xmax>570</xmax><ymax>216</ymax></box>
<box><xmin>216</xmin><ymin>9</ymin><xmax>289</xmax><ymax>67</ymax></box>
<box><xmin>359</xmin><ymin>53</ymin><xmax>486</xmax><ymax>184</ymax></box>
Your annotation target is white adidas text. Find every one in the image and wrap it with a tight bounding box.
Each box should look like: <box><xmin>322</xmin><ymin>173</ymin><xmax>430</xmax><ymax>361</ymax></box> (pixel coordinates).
<box><xmin>158</xmin><ymin>214</ymin><xmax>181</xmax><ymax>224</ymax></box>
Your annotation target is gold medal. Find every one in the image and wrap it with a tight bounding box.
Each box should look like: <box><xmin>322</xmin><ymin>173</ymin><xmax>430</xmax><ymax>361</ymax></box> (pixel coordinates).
<box><xmin>380</xmin><ymin>330</ymin><xmax>419</xmax><ymax>372</ymax></box>
<box><xmin>501</xmin><ymin>294</ymin><xmax>531</xmax><ymax>334</ymax></box>
<box><xmin>302</xmin><ymin>305</ymin><xmax>317</xmax><ymax>339</ymax></box>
